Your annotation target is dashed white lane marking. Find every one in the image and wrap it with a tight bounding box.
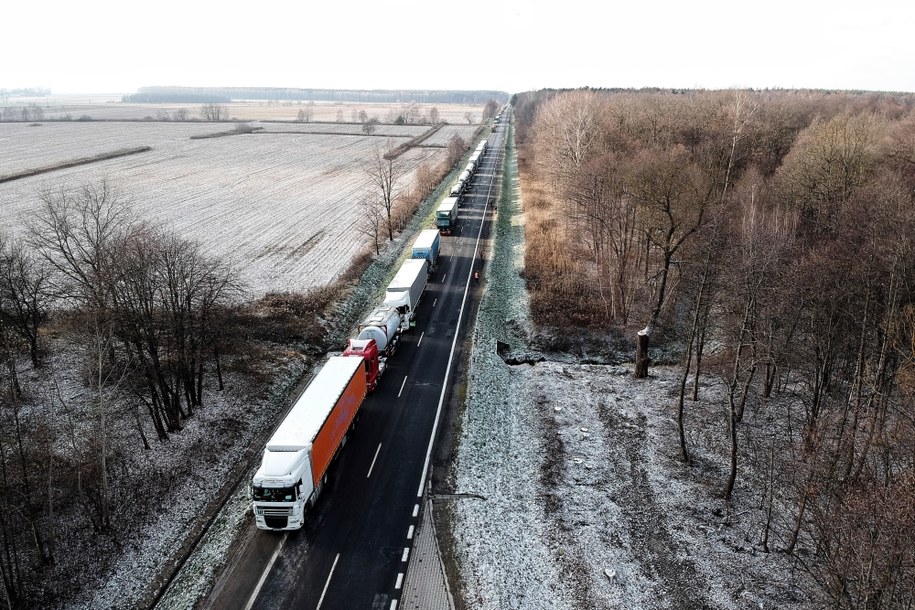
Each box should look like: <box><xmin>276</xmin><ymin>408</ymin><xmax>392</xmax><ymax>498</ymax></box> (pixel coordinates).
<box><xmin>395</xmin><ymin>573</ymin><xmax>404</xmax><ymax>590</ymax></box>
<box><xmin>390</xmin><ymin>601</ymin><xmax>398</xmax><ymax>610</ymax></box>
<box><xmin>315</xmin><ymin>553</ymin><xmax>340</xmax><ymax>610</ymax></box>
<box><xmin>433</xmin><ymin>298</ymin><xmax>438</xmax><ymax>307</ymax></box>
<box><xmin>407</xmin><ymin>525</ymin><xmax>414</xmax><ymax>540</ymax></box>
<box><xmin>417</xmin><ymin>331</ymin><xmax>425</xmax><ymax>347</ymax></box>
<box><xmin>367</xmin><ymin>443</ymin><xmax>382</xmax><ymax>478</ymax></box>
<box><xmin>398</xmin><ymin>375</ymin><xmax>408</xmax><ymax>398</ymax></box>
<box><xmin>412</xmin><ymin>504</ymin><xmax>419</xmax><ymax>518</ymax></box>
<box><xmin>244</xmin><ymin>533</ymin><xmax>287</xmax><ymax>610</ymax></box>
<box><xmin>401</xmin><ymin>547</ymin><xmax>410</xmax><ymax>562</ymax></box>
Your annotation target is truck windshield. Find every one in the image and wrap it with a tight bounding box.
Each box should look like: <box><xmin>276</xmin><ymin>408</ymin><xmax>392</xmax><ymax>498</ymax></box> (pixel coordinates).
<box><xmin>252</xmin><ymin>486</ymin><xmax>296</xmax><ymax>502</ymax></box>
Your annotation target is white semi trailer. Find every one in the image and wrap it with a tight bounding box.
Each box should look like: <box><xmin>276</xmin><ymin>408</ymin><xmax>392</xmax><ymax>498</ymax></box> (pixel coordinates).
<box><xmin>251</xmin><ymin>356</ymin><xmax>367</xmax><ymax>531</ymax></box>
<box><xmin>383</xmin><ymin>258</ymin><xmax>428</xmax><ymax>331</ymax></box>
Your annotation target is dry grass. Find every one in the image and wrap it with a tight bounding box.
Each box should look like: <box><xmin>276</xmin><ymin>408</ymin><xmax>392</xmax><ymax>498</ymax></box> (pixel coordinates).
<box><xmin>518</xmin><ymin>152</ymin><xmax>605</xmax><ymax>331</ymax></box>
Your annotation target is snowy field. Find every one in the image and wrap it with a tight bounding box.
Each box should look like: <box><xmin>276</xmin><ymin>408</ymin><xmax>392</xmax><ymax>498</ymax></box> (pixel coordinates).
<box><xmin>0</xmin><ymin>121</ymin><xmax>220</xmax><ymax>176</ymax></box>
<box><xmin>4</xmin><ymin>96</ymin><xmax>489</xmax><ymax>124</ymax></box>
<box><xmin>449</xmin><ymin>134</ymin><xmax>813</xmax><ymax>609</ymax></box>
<box><xmin>420</xmin><ymin>124</ymin><xmax>481</xmax><ymax>147</ymax></box>
<box><xmin>255</xmin><ymin>122</ymin><xmax>430</xmax><ymax>137</ymax></box>
<box><xmin>0</xmin><ymin>124</ymin><xmax>448</xmax><ymax>297</ymax></box>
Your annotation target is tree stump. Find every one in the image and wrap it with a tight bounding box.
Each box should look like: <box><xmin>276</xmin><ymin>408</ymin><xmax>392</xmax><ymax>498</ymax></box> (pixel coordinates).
<box><xmin>634</xmin><ymin>327</ymin><xmax>651</xmax><ymax>378</ymax></box>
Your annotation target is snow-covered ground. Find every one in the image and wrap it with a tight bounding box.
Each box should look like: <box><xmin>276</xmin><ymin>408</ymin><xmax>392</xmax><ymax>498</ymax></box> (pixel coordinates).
<box><xmin>0</xmin><ymin>123</ymin><xmax>447</xmax><ymax>298</ymax></box>
<box><xmin>4</xmin><ymin>97</ymin><xmax>489</xmax><ymax>124</ymax></box>
<box><xmin>448</xmin><ymin>131</ymin><xmax>813</xmax><ymax>609</ymax></box>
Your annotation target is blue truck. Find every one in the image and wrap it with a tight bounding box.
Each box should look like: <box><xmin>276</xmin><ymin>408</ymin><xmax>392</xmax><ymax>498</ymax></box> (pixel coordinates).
<box><xmin>411</xmin><ymin>229</ymin><xmax>441</xmax><ymax>272</ymax></box>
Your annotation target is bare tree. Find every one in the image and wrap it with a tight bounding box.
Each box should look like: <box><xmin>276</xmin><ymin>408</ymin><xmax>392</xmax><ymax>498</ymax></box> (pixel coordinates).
<box><xmin>355</xmin><ymin>194</ymin><xmax>385</xmax><ymax>255</ymax></box>
<box><xmin>626</xmin><ymin>147</ymin><xmax>713</xmax><ymax>378</ymax></box>
<box><xmin>446</xmin><ymin>134</ymin><xmax>466</xmax><ymax>168</ymax></box>
<box><xmin>482</xmin><ymin>99</ymin><xmax>500</xmax><ymax>120</ymax></box>
<box><xmin>173</xmin><ymin>108</ymin><xmax>188</xmax><ymax>121</ymax></box>
<box><xmin>365</xmin><ymin>144</ymin><xmax>404</xmax><ymax>241</ymax></box>
<box><xmin>0</xmin><ymin>236</ymin><xmax>50</xmax><ymax>367</ymax></box>
<box><xmin>532</xmin><ymin>90</ymin><xmax>602</xmax><ymax>192</ymax></box>
<box><xmin>464</xmin><ymin>111</ymin><xmax>475</xmax><ymax>125</ymax></box>
<box><xmin>200</xmin><ymin>103</ymin><xmax>229</xmax><ymax>121</ymax></box>
<box><xmin>719</xmin><ymin>186</ymin><xmax>796</xmax><ymax>500</ymax></box>
<box><xmin>362</xmin><ymin>117</ymin><xmax>379</xmax><ymax>135</ymax></box>
<box><xmin>28</xmin><ymin>180</ymin><xmax>134</xmax><ymax>312</ymax></box>
<box><xmin>82</xmin><ymin>316</ymin><xmax>125</xmax><ymax>533</ymax></box>
<box><xmin>429</xmin><ymin>106</ymin><xmax>440</xmax><ymax>125</ymax></box>
<box><xmin>776</xmin><ymin>111</ymin><xmax>884</xmax><ymax>237</ymax></box>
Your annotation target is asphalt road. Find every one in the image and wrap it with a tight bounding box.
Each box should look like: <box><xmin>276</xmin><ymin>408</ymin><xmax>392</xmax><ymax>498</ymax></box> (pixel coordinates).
<box><xmin>202</xmin><ymin>119</ymin><xmax>508</xmax><ymax>610</ymax></box>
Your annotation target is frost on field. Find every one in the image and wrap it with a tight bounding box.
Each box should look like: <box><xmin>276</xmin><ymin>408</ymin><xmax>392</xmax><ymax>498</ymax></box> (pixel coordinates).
<box><xmin>0</xmin><ymin>122</ymin><xmax>218</xmax><ymax>177</ymax></box>
<box><xmin>257</xmin><ymin>122</ymin><xmax>429</xmax><ymax>138</ymax></box>
<box><xmin>421</xmin><ymin>124</ymin><xmax>480</xmax><ymax>148</ymax></box>
<box><xmin>0</xmin><ymin>125</ymin><xmax>448</xmax><ymax>297</ymax></box>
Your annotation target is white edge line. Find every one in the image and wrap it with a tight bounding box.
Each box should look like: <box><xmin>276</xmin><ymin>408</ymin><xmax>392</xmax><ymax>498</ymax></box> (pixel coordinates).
<box><xmin>315</xmin><ymin>552</ymin><xmax>341</xmax><ymax>610</ymax></box>
<box><xmin>244</xmin><ymin>532</ymin><xmax>288</xmax><ymax>610</ymax></box>
<box><xmin>415</xmin><ymin>163</ymin><xmax>492</xmax><ymax>499</ymax></box>
<box><xmin>397</xmin><ymin>375</ymin><xmax>408</xmax><ymax>398</ymax></box>
<box><xmin>366</xmin><ymin>443</ymin><xmax>382</xmax><ymax>478</ymax></box>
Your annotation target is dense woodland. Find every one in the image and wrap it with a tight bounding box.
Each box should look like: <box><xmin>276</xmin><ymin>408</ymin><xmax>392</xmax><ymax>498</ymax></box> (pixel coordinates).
<box><xmin>514</xmin><ymin>88</ymin><xmax>915</xmax><ymax>608</ymax></box>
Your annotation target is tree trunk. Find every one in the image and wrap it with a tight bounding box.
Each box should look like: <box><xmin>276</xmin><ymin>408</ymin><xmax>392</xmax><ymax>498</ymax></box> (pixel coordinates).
<box><xmin>634</xmin><ymin>327</ymin><xmax>650</xmax><ymax>378</ymax></box>
<box><xmin>676</xmin><ymin>347</ymin><xmax>692</xmax><ymax>463</ymax></box>
<box><xmin>723</xmin><ymin>391</ymin><xmax>738</xmax><ymax>501</ymax></box>
<box><xmin>760</xmin><ymin>439</ymin><xmax>774</xmax><ymax>553</ymax></box>
<box><xmin>787</xmin><ymin>470</ymin><xmax>813</xmax><ymax>555</ymax></box>
<box><xmin>692</xmin><ymin>322</ymin><xmax>707</xmax><ymax>401</ymax></box>
<box><xmin>214</xmin><ymin>345</ymin><xmax>224</xmax><ymax>391</ymax></box>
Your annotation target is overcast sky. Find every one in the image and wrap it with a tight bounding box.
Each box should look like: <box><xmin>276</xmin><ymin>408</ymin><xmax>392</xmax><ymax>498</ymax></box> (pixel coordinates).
<box><xmin>3</xmin><ymin>0</ymin><xmax>913</xmax><ymax>95</ymax></box>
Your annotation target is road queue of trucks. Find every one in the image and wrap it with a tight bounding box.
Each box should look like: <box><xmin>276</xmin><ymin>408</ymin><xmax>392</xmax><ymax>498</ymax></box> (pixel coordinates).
<box><xmin>449</xmin><ymin>137</ymin><xmax>490</xmax><ymax>203</ymax></box>
<box><xmin>252</xmin><ymin>132</ymin><xmax>492</xmax><ymax>531</ymax></box>
<box><xmin>253</xmin><ymin>256</ymin><xmax>429</xmax><ymax>531</ymax></box>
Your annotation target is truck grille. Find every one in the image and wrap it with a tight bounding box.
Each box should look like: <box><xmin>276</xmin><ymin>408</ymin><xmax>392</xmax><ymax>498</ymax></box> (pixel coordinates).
<box><xmin>262</xmin><ymin>507</ymin><xmax>292</xmax><ymax>517</ymax></box>
<box><xmin>265</xmin><ymin>515</ymin><xmax>289</xmax><ymax>529</ymax></box>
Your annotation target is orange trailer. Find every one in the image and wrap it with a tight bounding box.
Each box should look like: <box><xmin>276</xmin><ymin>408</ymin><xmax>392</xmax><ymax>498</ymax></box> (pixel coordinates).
<box><xmin>252</xmin><ymin>355</ymin><xmax>368</xmax><ymax>530</ymax></box>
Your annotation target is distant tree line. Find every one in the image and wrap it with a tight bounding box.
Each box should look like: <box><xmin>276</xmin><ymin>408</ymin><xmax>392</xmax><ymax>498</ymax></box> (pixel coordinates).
<box><xmin>515</xmin><ymin>87</ymin><xmax>915</xmax><ymax>609</ymax></box>
<box><xmin>124</xmin><ymin>86</ymin><xmax>510</xmax><ymax>105</ymax></box>
<box><xmin>0</xmin><ymin>88</ymin><xmax>51</xmax><ymax>102</ymax></box>
<box><xmin>1</xmin><ymin>103</ymin><xmax>46</xmax><ymax>122</ymax></box>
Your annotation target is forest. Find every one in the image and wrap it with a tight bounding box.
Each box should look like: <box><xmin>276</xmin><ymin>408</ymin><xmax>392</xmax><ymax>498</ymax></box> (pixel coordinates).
<box><xmin>513</xmin><ymin>87</ymin><xmax>915</xmax><ymax>608</ymax></box>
